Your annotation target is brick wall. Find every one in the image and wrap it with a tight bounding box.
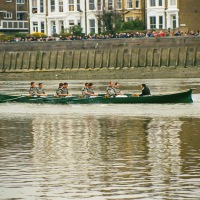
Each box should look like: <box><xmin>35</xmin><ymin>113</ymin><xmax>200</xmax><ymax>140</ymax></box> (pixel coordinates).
<box><xmin>179</xmin><ymin>0</ymin><xmax>200</xmax><ymax>32</ymax></box>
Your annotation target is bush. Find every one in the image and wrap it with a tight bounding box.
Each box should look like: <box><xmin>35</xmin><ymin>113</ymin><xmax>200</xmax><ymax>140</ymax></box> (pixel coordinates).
<box><xmin>32</xmin><ymin>32</ymin><xmax>47</xmax><ymax>38</ymax></box>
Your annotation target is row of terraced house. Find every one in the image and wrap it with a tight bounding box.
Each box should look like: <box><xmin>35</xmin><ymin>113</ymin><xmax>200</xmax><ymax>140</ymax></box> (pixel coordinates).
<box><xmin>0</xmin><ymin>0</ymin><xmax>199</xmax><ymax>35</ymax></box>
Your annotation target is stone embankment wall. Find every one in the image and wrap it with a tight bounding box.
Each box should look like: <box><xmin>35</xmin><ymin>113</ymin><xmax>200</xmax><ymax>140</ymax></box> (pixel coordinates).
<box><xmin>0</xmin><ymin>37</ymin><xmax>200</xmax><ymax>80</ymax></box>
<box><xmin>0</xmin><ymin>47</ymin><xmax>199</xmax><ymax>71</ymax></box>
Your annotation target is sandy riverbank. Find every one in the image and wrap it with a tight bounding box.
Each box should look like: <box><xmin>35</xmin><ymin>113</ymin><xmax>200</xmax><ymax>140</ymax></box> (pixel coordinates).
<box><xmin>0</xmin><ymin>66</ymin><xmax>200</xmax><ymax>81</ymax></box>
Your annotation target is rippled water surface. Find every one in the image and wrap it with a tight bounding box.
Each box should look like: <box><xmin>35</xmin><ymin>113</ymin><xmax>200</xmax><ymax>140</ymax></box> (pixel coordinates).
<box><xmin>0</xmin><ymin>79</ymin><xmax>200</xmax><ymax>200</ymax></box>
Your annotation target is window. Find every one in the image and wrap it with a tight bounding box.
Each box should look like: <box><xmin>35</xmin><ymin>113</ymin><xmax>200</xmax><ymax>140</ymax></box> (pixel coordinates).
<box><xmin>170</xmin><ymin>0</ymin><xmax>176</xmax><ymax>6</ymax></box>
<box><xmin>40</xmin><ymin>0</ymin><xmax>44</xmax><ymax>13</ymax></box>
<box><xmin>4</xmin><ymin>12</ymin><xmax>12</xmax><ymax>19</ymax></box>
<box><xmin>33</xmin><ymin>22</ymin><xmax>38</xmax><ymax>32</ymax></box>
<box><xmin>17</xmin><ymin>13</ymin><xmax>25</xmax><ymax>20</ymax></box>
<box><xmin>78</xmin><ymin>20</ymin><xmax>81</xmax><ymax>26</ymax></box>
<box><xmin>89</xmin><ymin>0</ymin><xmax>95</xmax><ymax>10</ymax></box>
<box><xmin>150</xmin><ymin>16</ymin><xmax>156</xmax><ymax>29</ymax></box>
<box><xmin>97</xmin><ymin>0</ymin><xmax>101</xmax><ymax>10</ymax></box>
<box><xmin>150</xmin><ymin>0</ymin><xmax>156</xmax><ymax>7</ymax></box>
<box><xmin>108</xmin><ymin>0</ymin><xmax>113</xmax><ymax>10</ymax></box>
<box><xmin>52</xmin><ymin>21</ymin><xmax>56</xmax><ymax>33</ymax></box>
<box><xmin>159</xmin><ymin>16</ymin><xmax>163</xmax><ymax>29</ymax></box>
<box><xmin>159</xmin><ymin>0</ymin><xmax>162</xmax><ymax>6</ymax></box>
<box><xmin>172</xmin><ymin>15</ymin><xmax>176</xmax><ymax>28</ymax></box>
<box><xmin>69</xmin><ymin>20</ymin><xmax>74</xmax><ymax>27</ymax></box>
<box><xmin>126</xmin><ymin>17</ymin><xmax>133</xmax><ymax>21</ymax></box>
<box><xmin>17</xmin><ymin>0</ymin><xmax>25</xmax><ymax>4</ymax></box>
<box><xmin>69</xmin><ymin>0</ymin><xmax>74</xmax><ymax>11</ymax></box>
<box><xmin>59</xmin><ymin>0</ymin><xmax>63</xmax><ymax>12</ymax></box>
<box><xmin>136</xmin><ymin>0</ymin><xmax>140</xmax><ymax>8</ymax></box>
<box><xmin>6</xmin><ymin>0</ymin><xmax>12</xmax><ymax>2</ymax></box>
<box><xmin>41</xmin><ymin>22</ymin><xmax>45</xmax><ymax>33</ymax></box>
<box><xmin>77</xmin><ymin>0</ymin><xmax>80</xmax><ymax>11</ymax></box>
<box><xmin>89</xmin><ymin>19</ymin><xmax>95</xmax><ymax>33</ymax></box>
<box><xmin>51</xmin><ymin>0</ymin><xmax>55</xmax><ymax>12</ymax></box>
<box><xmin>116</xmin><ymin>0</ymin><xmax>122</xmax><ymax>9</ymax></box>
<box><xmin>32</xmin><ymin>0</ymin><xmax>37</xmax><ymax>13</ymax></box>
<box><xmin>127</xmin><ymin>0</ymin><xmax>133</xmax><ymax>8</ymax></box>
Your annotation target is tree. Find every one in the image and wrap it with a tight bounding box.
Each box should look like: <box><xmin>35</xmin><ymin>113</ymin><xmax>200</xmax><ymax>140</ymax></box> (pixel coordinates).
<box><xmin>96</xmin><ymin>11</ymin><xmax>123</xmax><ymax>34</ymax></box>
<box><xmin>69</xmin><ymin>25</ymin><xmax>83</xmax><ymax>36</ymax></box>
<box><xmin>122</xmin><ymin>19</ymin><xmax>145</xmax><ymax>31</ymax></box>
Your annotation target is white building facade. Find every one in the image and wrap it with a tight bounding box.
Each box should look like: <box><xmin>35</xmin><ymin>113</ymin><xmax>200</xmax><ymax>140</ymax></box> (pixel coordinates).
<box><xmin>29</xmin><ymin>0</ymin><xmax>114</xmax><ymax>36</ymax></box>
<box><xmin>146</xmin><ymin>0</ymin><xmax>179</xmax><ymax>30</ymax></box>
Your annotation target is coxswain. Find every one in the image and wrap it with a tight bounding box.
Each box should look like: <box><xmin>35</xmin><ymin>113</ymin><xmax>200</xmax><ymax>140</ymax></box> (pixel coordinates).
<box><xmin>81</xmin><ymin>82</ymin><xmax>88</xmax><ymax>97</ymax></box>
<box><xmin>106</xmin><ymin>81</ymin><xmax>116</xmax><ymax>97</ymax></box>
<box><xmin>139</xmin><ymin>84</ymin><xmax>151</xmax><ymax>96</ymax></box>
<box><xmin>29</xmin><ymin>82</ymin><xmax>37</xmax><ymax>96</ymax></box>
<box><xmin>84</xmin><ymin>83</ymin><xmax>98</xmax><ymax>98</ymax></box>
<box><xmin>36</xmin><ymin>83</ymin><xmax>47</xmax><ymax>96</ymax></box>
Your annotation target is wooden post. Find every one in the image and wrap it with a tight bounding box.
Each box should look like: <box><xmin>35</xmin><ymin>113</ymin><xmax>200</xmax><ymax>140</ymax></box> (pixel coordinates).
<box><xmin>184</xmin><ymin>47</ymin><xmax>188</xmax><ymax>67</ymax></box>
<box><xmin>151</xmin><ymin>49</ymin><xmax>154</xmax><ymax>67</ymax></box>
<box><xmin>121</xmin><ymin>49</ymin><xmax>125</xmax><ymax>69</ymax></box>
<box><xmin>144</xmin><ymin>48</ymin><xmax>148</xmax><ymax>67</ymax></box>
<box><xmin>2</xmin><ymin>51</ymin><xmax>6</xmax><ymax>70</ymax></box>
<box><xmin>61</xmin><ymin>51</ymin><xmax>65</xmax><ymax>69</ymax></box>
<box><xmin>14</xmin><ymin>53</ymin><xmax>17</xmax><ymax>70</ymax></box>
<box><xmin>100</xmin><ymin>50</ymin><xmax>104</xmax><ymax>68</ymax></box>
<box><xmin>54</xmin><ymin>51</ymin><xmax>58</xmax><ymax>69</ymax></box>
<box><xmin>40</xmin><ymin>51</ymin><xmax>44</xmax><ymax>70</ymax></box>
<box><xmin>167</xmin><ymin>48</ymin><xmax>171</xmax><ymax>67</ymax></box>
<box><xmin>70</xmin><ymin>51</ymin><xmax>74</xmax><ymax>69</ymax></box>
<box><xmin>158</xmin><ymin>48</ymin><xmax>162</xmax><ymax>67</ymax></box>
<box><xmin>9</xmin><ymin>53</ymin><xmax>12</xmax><ymax>70</ymax></box>
<box><xmin>20</xmin><ymin>52</ymin><xmax>24</xmax><ymax>70</ymax></box>
<box><xmin>85</xmin><ymin>51</ymin><xmax>89</xmax><ymax>69</ymax></box>
<box><xmin>47</xmin><ymin>51</ymin><xmax>51</xmax><ymax>69</ymax></box>
<box><xmin>193</xmin><ymin>47</ymin><xmax>196</xmax><ymax>67</ymax></box>
<box><xmin>136</xmin><ymin>48</ymin><xmax>140</xmax><ymax>67</ymax></box>
<box><xmin>107</xmin><ymin>50</ymin><xmax>111</xmax><ymax>68</ymax></box>
<box><xmin>78</xmin><ymin>51</ymin><xmax>82</xmax><ymax>69</ymax></box>
<box><xmin>115</xmin><ymin>49</ymin><xmax>119</xmax><ymax>69</ymax></box>
<box><xmin>35</xmin><ymin>51</ymin><xmax>38</xmax><ymax>70</ymax></box>
<box><xmin>28</xmin><ymin>52</ymin><xmax>31</xmax><ymax>70</ymax></box>
<box><xmin>129</xmin><ymin>49</ymin><xmax>132</xmax><ymax>68</ymax></box>
<box><xmin>176</xmin><ymin>47</ymin><xmax>180</xmax><ymax>66</ymax></box>
<box><xmin>93</xmin><ymin>50</ymin><xmax>96</xmax><ymax>69</ymax></box>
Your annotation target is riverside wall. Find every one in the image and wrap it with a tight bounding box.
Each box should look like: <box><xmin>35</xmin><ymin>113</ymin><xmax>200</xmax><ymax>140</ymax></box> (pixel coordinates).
<box><xmin>0</xmin><ymin>37</ymin><xmax>200</xmax><ymax>80</ymax></box>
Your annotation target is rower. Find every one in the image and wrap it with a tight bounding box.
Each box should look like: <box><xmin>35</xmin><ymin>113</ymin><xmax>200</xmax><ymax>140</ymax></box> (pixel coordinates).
<box><xmin>107</xmin><ymin>81</ymin><xmax>116</xmax><ymax>97</ymax></box>
<box><xmin>84</xmin><ymin>83</ymin><xmax>98</xmax><ymax>98</ymax></box>
<box><xmin>81</xmin><ymin>82</ymin><xmax>88</xmax><ymax>97</ymax></box>
<box><xmin>36</xmin><ymin>83</ymin><xmax>47</xmax><ymax>96</ymax></box>
<box><xmin>29</xmin><ymin>82</ymin><xmax>37</xmax><ymax>96</ymax></box>
<box><xmin>56</xmin><ymin>83</ymin><xmax>64</xmax><ymax>96</ymax></box>
<box><xmin>61</xmin><ymin>82</ymin><xmax>72</xmax><ymax>96</ymax></box>
<box><xmin>114</xmin><ymin>82</ymin><xmax>123</xmax><ymax>96</ymax></box>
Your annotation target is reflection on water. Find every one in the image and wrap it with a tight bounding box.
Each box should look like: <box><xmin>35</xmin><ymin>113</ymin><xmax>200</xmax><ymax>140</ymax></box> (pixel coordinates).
<box><xmin>0</xmin><ymin>78</ymin><xmax>200</xmax><ymax>199</ymax></box>
<box><xmin>0</xmin><ymin>114</ymin><xmax>200</xmax><ymax>200</ymax></box>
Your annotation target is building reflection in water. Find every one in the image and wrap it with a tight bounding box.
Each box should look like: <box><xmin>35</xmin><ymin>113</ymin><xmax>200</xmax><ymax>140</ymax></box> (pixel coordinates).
<box><xmin>146</xmin><ymin>118</ymin><xmax>182</xmax><ymax>195</ymax></box>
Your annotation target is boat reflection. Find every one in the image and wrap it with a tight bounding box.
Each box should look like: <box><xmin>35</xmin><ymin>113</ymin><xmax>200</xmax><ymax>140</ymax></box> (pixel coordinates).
<box><xmin>146</xmin><ymin>118</ymin><xmax>182</xmax><ymax>194</ymax></box>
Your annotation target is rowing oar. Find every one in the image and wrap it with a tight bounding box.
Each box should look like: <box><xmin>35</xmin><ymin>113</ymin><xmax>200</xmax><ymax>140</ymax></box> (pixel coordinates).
<box><xmin>3</xmin><ymin>95</ymin><xmax>26</xmax><ymax>103</ymax></box>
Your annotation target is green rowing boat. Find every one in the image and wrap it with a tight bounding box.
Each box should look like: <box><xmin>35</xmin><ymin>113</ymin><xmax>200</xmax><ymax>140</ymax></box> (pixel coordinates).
<box><xmin>0</xmin><ymin>89</ymin><xmax>193</xmax><ymax>104</ymax></box>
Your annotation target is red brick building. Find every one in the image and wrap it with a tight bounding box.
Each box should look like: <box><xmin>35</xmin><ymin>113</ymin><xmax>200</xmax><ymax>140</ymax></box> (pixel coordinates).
<box><xmin>0</xmin><ymin>0</ymin><xmax>28</xmax><ymax>32</ymax></box>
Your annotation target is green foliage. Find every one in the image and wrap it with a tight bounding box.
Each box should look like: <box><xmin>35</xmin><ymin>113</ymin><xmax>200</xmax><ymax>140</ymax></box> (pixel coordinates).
<box><xmin>69</xmin><ymin>25</ymin><xmax>83</xmax><ymax>36</ymax></box>
<box><xmin>14</xmin><ymin>32</ymin><xmax>28</xmax><ymax>39</ymax></box>
<box><xmin>122</xmin><ymin>19</ymin><xmax>145</xmax><ymax>31</ymax></box>
<box><xmin>98</xmin><ymin>11</ymin><xmax>123</xmax><ymax>34</ymax></box>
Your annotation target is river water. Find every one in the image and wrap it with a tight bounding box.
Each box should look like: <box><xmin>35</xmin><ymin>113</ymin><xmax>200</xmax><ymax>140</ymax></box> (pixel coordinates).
<box><xmin>0</xmin><ymin>79</ymin><xmax>200</xmax><ymax>200</ymax></box>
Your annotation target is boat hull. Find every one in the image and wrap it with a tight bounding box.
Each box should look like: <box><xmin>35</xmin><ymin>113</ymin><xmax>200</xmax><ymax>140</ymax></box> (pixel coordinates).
<box><xmin>0</xmin><ymin>89</ymin><xmax>193</xmax><ymax>104</ymax></box>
